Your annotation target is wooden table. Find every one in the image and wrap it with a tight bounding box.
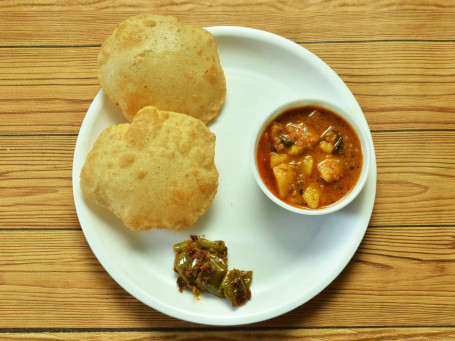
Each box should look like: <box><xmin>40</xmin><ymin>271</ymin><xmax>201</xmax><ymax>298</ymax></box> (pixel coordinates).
<box><xmin>1</xmin><ymin>1</ymin><xmax>454</xmax><ymax>340</ymax></box>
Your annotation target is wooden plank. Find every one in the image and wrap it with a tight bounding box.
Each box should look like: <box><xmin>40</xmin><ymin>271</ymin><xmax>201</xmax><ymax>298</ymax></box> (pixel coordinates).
<box><xmin>0</xmin><ymin>131</ymin><xmax>454</xmax><ymax>229</ymax></box>
<box><xmin>0</xmin><ymin>227</ymin><xmax>455</xmax><ymax>328</ymax></box>
<box><xmin>0</xmin><ymin>10</ymin><xmax>455</xmax><ymax>47</ymax></box>
<box><xmin>0</xmin><ymin>136</ymin><xmax>79</xmax><ymax>228</ymax></box>
<box><xmin>0</xmin><ymin>48</ymin><xmax>98</xmax><ymax>135</ymax></box>
<box><xmin>371</xmin><ymin>131</ymin><xmax>455</xmax><ymax>226</ymax></box>
<box><xmin>1</xmin><ymin>328</ymin><xmax>455</xmax><ymax>340</ymax></box>
<box><xmin>2</xmin><ymin>0</ymin><xmax>455</xmax><ymax>12</ymax></box>
<box><xmin>0</xmin><ymin>42</ymin><xmax>454</xmax><ymax>134</ymax></box>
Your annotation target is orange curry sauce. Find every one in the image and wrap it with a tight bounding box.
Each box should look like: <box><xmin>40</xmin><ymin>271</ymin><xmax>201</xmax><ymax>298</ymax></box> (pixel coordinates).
<box><xmin>256</xmin><ymin>105</ymin><xmax>363</xmax><ymax>209</ymax></box>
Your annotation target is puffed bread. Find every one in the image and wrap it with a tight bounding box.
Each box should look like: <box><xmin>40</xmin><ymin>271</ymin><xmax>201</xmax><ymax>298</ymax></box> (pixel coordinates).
<box><xmin>80</xmin><ymin>106</ymin><xmax>219</xmax><ymax>231</ymax></box>
<box><xmin>97</xmin><ymin>14</ymin><xmax>226</xmax><ymax>124</ymax></box>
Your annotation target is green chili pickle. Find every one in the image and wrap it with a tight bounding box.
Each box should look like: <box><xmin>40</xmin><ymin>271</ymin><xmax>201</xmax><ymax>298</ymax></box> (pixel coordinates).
<box><xmin>173</xmin><ymin>235</ymin><xmax>252</xmax><ymax>307</ymax></box>
<box><xmin>220</xmin><ymin>269</ymin><xmax>253</xmax><ymax>307</ymax></box>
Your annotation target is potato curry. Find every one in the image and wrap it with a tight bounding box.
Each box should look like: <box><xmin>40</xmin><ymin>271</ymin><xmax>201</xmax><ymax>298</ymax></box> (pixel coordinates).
<box><xmin>256</xmin><ymin>105</ymin><xmax>363</xmax><ymax>209</ymax></box>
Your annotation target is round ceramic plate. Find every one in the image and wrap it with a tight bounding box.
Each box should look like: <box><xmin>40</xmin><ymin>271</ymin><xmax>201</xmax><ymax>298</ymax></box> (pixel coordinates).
<box><xmin>72</xmin><ymin>26</ymin><xmax>377</xmax><ymax>326</ymax></box>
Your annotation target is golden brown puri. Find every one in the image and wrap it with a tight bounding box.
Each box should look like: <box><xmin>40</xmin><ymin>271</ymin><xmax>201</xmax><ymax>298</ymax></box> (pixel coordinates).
<box><xmin>80</xmin><ymin>106</ymin><xmax>219</xmax><ymax>231</ymax></box>
<box><xmin>97</xmin><ymin>14</ymin><xmax>226</xmax><ymax>124</ymax></box>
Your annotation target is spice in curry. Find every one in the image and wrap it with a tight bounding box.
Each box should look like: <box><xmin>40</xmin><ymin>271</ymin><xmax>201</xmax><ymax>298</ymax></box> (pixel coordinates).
<box><xmin>256</xmin><ymin>105</ymin><xmax>363</xmax><ymax>209</ymax></box>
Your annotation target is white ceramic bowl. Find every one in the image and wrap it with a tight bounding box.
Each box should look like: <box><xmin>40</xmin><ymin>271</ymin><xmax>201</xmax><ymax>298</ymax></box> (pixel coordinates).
<box><xmin>250</xmin><ymin>98</ymin><xmax>371</xmax><ymax>215</ymax></box>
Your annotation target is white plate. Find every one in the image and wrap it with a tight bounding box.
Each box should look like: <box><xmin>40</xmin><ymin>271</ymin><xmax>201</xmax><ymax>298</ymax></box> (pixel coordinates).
<box><xmin>72</xmin><ymin>26</ymin><xmax>377</xmax><ymax>326</ymax></box>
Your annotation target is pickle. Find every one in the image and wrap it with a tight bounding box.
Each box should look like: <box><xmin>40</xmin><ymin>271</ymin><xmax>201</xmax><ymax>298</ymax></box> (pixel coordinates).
<box><xmin>219</xmin><ymin>269</ymin><xmax>253</xmax><ymax>307</ymax></box>
<box><xmin>173</xmin><ymin>236</ymin><xmax>252</xmax><ymax>307</ymax></box>
<box><xmin>197</xmin><ymin>253</ymin><xmax>228</xmax><ymax>297</ymax></box>
<box><xmin>173</xmin><ymin>235</ymin><xmax>228</xmax><ymax>297</ymax></box>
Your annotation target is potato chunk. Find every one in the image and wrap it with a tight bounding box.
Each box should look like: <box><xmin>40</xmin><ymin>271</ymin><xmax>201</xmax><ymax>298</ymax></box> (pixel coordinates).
<box><xmin>303</xmin><ymin>185</ymin><xmax>320</xmax><ymax>208</ymax></box>
<box><xmin>284</xmin><ymin>123</ymin><xmax>319</xmax><ymax>148</ymax></box>
<box><xmin>273</xmin><ymin>163</ymin><xmax>294</xmax><ymax>198</ymax></box>
<box><xmin>288</xmin><ymin>145</ymin><xmax>305</xmax><ymax>156</ymax></box>
<box><xmin>302</xmin><ymin>156</ymin><xmax>314</xmax><ymax>175</ymax></box>
<box><xmin>270</xmin><ymin>153</ymin><xmax>289</xmax><ymax>168</ymax></box>
<box><xmin>317</xmin><ymin>156</ymin><xmax>343</xmax><ymax>183</ymax></box>
<box><xmin>319</xmin><ymin>141</ymin><xmax>334</xmax><ymax>154</ymax></box>
<box><xmin>270</xmin><ymin>123</ymin><xmax>283</xmax><ymax>140</ymax></box>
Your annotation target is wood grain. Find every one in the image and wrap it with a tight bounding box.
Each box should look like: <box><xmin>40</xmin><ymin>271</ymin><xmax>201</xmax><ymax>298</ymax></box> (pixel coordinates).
<box><xmin>0</xmin><ymin>41</ymin><xmax>454</xmax><ymax>134</ymax></box>
<box><xmin>2</xmin><ymin>0</ymin><xmax>455</xmax><ymax>12</ymax></box>
<box><xmin>371</xmin><ymin>131</ymin><xmax>455</xmax><ymax>226</ymax></box>
<box><xmin>0</xmin><ymin>136</ymin><xmax>78</xmax><ymax>228</ymax></box>
<box><xmin>1</xmin><ymin>10</ymin><xmax>455</xmax><ymax>47</ymax></box>
<box><xmin>1</xmin><ymin>328</ymin><xmax>455</xmax><ymax>340</ymax></box>
<box><xmin>1</xmin><ymin>227</ymin><xmax>454</xmax><ymax>328</ymax></box>
<box><xmin>0</xmin><ymin>48</ymin><xmax>98</xmax><ymax>135</ymax></box>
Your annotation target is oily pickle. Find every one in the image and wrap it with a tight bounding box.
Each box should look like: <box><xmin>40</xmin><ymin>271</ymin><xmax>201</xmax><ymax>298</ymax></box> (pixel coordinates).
<box><xmin>173</xmin><ymin>235</ymin><xmax>252</xmax><ymax>307</ymax></box>
<box><xmin>219</xmin><ymin>269</ymin><xmax>253</xmax><ymax>307</ymax></box>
